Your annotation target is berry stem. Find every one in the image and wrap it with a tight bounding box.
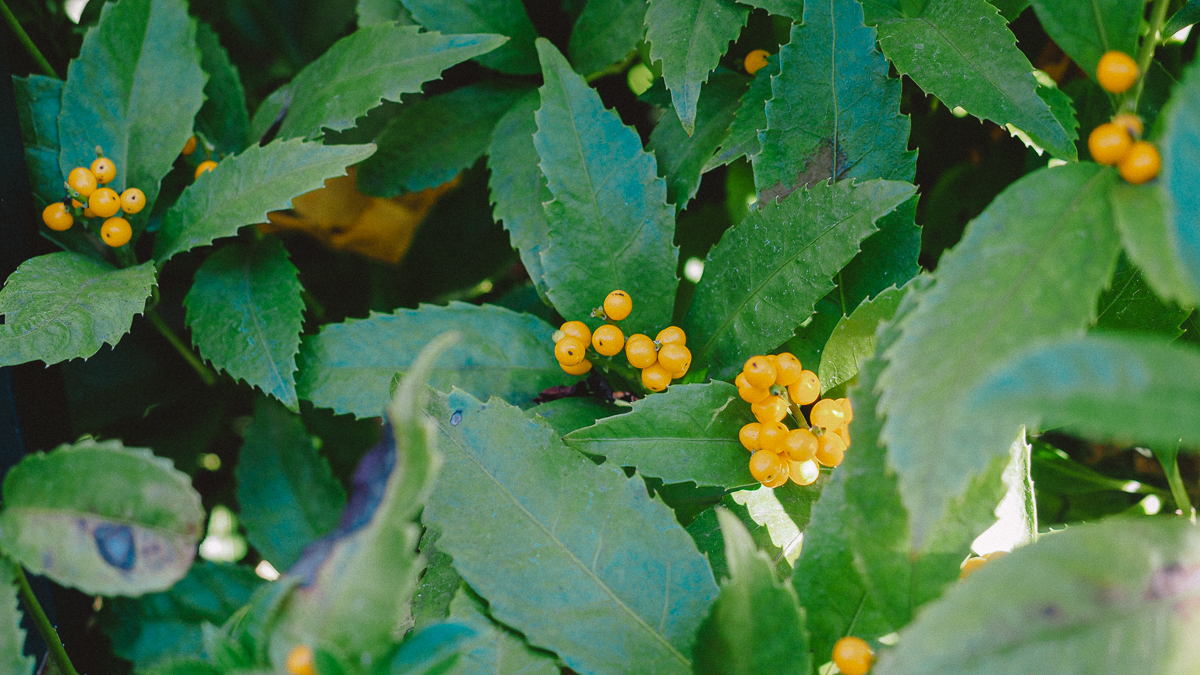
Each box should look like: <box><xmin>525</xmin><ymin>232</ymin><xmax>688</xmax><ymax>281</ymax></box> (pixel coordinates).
<box><xmin>1157</xmin><ymin>444</ymin><xmax>1196</xmax><ymax>521</ymax></box>
<box><xmin>1127</xmin><ymin>0</ymin><xmax>1171</xmax><ymax>112</ymax></box>
<box><xmin>145</xmin><ymin>308</ymin><xmax>217</xmax><ymax>386</ymax></box>
<box><xmin>12</xmin><ymin>562</ymin><xmax>81</xmax><ymax>675</ymax></box>
<box><xmin>0</xmin><ymin>1</ymin><xmax>57</xmax><ymax>79</ymax></box>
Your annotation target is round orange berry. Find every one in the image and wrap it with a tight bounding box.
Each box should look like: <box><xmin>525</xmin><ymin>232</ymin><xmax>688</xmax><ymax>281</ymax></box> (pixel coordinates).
<box><xmin>88</xmin><ymin>187</ymin><xmax>121</xmax><ymax>218</ymax></box>
<box><xmin>42</xmin><ymin>202</ymin><xmax>73</xmax><ymax>231</ymax></box>
<box><xmin>751</xmin><ymin>395</ymin><xmax>788</xmax><ymax>424</ymax></box>
<box><xmin>560</xmin><ymin>320</ymin><xmax>591</xmax><ymax>345</ymax></box>
<box><xmin>758</xmin><ymin>421</ymin><xmax>789</xmax><ymax>452</ymax></box>
<box><xmin>195</xmin><ymin>160</ymin><xmax>218</xmax><ymax>179</ymax></box>
<box><xmin>100</xmin><ymin>217</ymin><xmax>132</xmax><ymax>247</ymax></box>
<box><xmin>789</xmin><ymin>459</ymin><xmax>820</xmax><ymax>486</ymax></box>
<box><xmin>781</xmin><ymin>428</ymin><xmax>817</xmax><ymax>462</ymax></box>
<box><xmin>67</xmin><ymin>167</ymin><xmax>97</xmax><ymax>197</ymax></box>
<box><xmin>748</xmin><ymin>449</ymin><xmax>786</xmax><ymax>484</ymax></box>
<box><xmin>739</xmin><ymin>423</ymin><xmax>762</xmax><ymax>452</ymax></box>
<box><xmin>561</xmin><ymin>358</ymin><xmax>593</xmax><ymax>376</ymax></box>
<box><xmin>810</xmin><ymin>398</ymin><xmax>847</xmax><ymax>430</ymax></box>
<box><xmin>286</xmin><ymin>645</ymin><xmax>315</xmax><ymax>675</ymax></box>
<box><xmin>1097</xmin><ymin>50</ymin><xmax>1138</xmax><ymax>93</ymax></box>
<box><xmin>181</xmin><ymin>135</ymin><xmax>197</xmax><ymax>156</ymax></box>
<box><xmin>90</xmin><ymin>157</ymin><xmax>116</xmax><ymax>184</ymax></box>
<box><xmin>1118</xmin><ymin>141</ymin><xmax>1161</xmax><ymax>184</ymax></box>
<box><xmin>120</xmin><ymin>188</ymin><xmax>146</xmax><ymax>214</ymax></box>
<box><xmin>657</xmin><ymin>343</ymin><xmax>691</xmax><ymax>374</ymax></box>
<box><xmin>642</xmin><ymin>363</ymin><xmax>672</xmax><ymax>392</ymax></box>
<box><xmin>555</xmin><ymin>335</ymin><xmax>588</xmax><ymax>366</ymax></box>
<box><xmin>1088</xmin><ymin>122</ymin><xmax>1132</xmax><ymax>166</ymax></box>
<box><xmin>592</xmin><ymin>324</ymin><xmax>625</xmax><ymax>356</ymax></box>
<box><xmin>832</xmin><ymin>636</ymin><xmax>872</xmax><ymax>675</ymax></box>
<box><xmin>772</xmin><ymin>352</ymin><xmax>803</xmax><ymax>386</ymax></box>
<box><xmin>603</xmin><ymin>290</ymin><xmax>632</xmax><ymax>320</ymax></box>
<box><xmin>788</xmin><ymin>370</ymin><xmax>821</xmax><ymax>405</ymax></box>
<box><xmin>1111</xmin><ymin>113</ymin><xmax>1143</xmax><ymax>137</ymax></box>
<box><xmin>742</xmin><ymin>356</ymin><xmax>776</xmax><ymax>389</ymax></box>
<box><xmin>656</xmin><ymin>326</ymin><xmax>686</xmax><ymax>346</ymax></box>
<box><xmin>744</xmin><ymin>49</ymin><xmax>770</xmax><ymax>75</ymax></box>
<box><xmin>815</xmin><ymin>432</ymin><xmax>847</xmax><ymax>467</ymax></box>
<box><xmin>625</xmin><ymin>333</ymin><xmax>657</xmax><ymax>369</ymax></box>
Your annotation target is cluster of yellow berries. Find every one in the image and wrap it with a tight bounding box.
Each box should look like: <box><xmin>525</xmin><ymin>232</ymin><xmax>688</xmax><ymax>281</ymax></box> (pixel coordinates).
<box><xmin>1088</xmin><ymin>51</ymin><xmax>1160</xmax><ymax>184</ymax></box>
<box><xmin>552</xmin><ymin>290</ymin><xmax>692</xmax><ymax>392</ymax></box>
<box><xmin>735</xmin><ymin>353</ymin><xmax>852</xmax><ymax>489</ymax></box>
<box><xmin>41</xmin><ymin>153</ymin><xmax>145</xmax><ymax>247</ymax></box>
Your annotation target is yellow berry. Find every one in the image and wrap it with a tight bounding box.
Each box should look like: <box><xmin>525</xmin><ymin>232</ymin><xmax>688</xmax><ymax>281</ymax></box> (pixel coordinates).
<box><xmin>742</xmin><ymin>355</ymin><xmax>776</xmax><ymax>389</ymax></box>
<box><xmin>182</xmin><ymin>135</ymin><xmax>197</xmax><ymax>155</ymax></box>
<box><xmin>656</xmin><ymin>326</ymin><xmax>686</xmax><ymax>346</ymax></box>
<box><xmin>195</xmin><ymin>160</ymin><xmax>218</xmax><ymax>180</ymax></box>
<box><xmin>1111</xmin><ymin>113</ymin><xmax>1143</xmax><ymax>137</ymax></box>
<box><xmin>561</xmin><ymin>358</ymin><xmax>593</xmax><ymax>376</ymax></box>
<box><xmin>751</xmin><ymin>395</ymin><xmax>788</xmax><ymax>424</ymax></box>
<box><xmin>100</xmin><ymin>217</ymin><xmax>132</xmax><ymax>247</ymax></box>
<box><xmin>88</xmin><ymin>187</ymin><xmax>121</xmax><ymax>218</ymax></box>
<box><xmin>67</xmin><ymin>167</ymin><xmax>97</xmax><ymax>197</ymax></box>
<box><xmin>739</xmin><ymin>423</ymin><xmax>762</xmax><ymax>451</ymax></box>
<box><xmin>1097</xmin><ymin>50</ymin><xmax>1138</xmax><ymax>93</ymax></box>
<box><xmin>815</xmin><ymin>431</ymin><xmax>846</xmax><ymax>467</ymax></box>
<box><xmin>42</xmin><ymin>203</ymin><xmax>73</xmax><ymax>231</ymax></box>
<box><xmin>286</xmin><ymin>645</ymin><xmax>315</xmax><ymax>675</ymax></box>
<box><xmin>789</xmin><ymin>459</ymin><xmax>820</xmax><ymax>486</ymax></box>
<box><xmin>120</xmin><ymin>188</ymin><xmax>146</xmax><ymax>214</ymax></box>
<box><xmin>1118</xmin><ymin>141</ymin><xmax>1161</xmax><ymax>184</ymax></box>
<box><xmin>592</xmin><ymin>324</ymin><xmax>625</xmax><ymax>356</ymax></box>
<box><xmin>758</xmin><ymin>421</ymin><xmax>789</xmax><ymax>452</ymax></box>
<box><xmin>748</xmin><ymin>449</ymin><xmax>786</xmax><ymax>484</ymax></box>
<box><xmin>657</xmin><ymin>343</ymin><xmax>691</xmax><ymax>375</ymax></box>
<box><xmin>832</xmin><ymin>636</ymin><xmax>873</xmax><ymax>675</ymax></box>
<box><xmin>90</xmin><ymin>157</ymin><xmax>116</xmax><ymax>184</ymax></box>
<box><xmin>781</xmin><ymin>428</ymin><xmax>817</xmax><ymax>462</ymax></box>
<box><xmin>603</xmin><ymin>290</ymin><xmax>632</xmax><ymax>320</ymax></box>
<box><xmin>555</xmin><ymin>335</ymin><xmax>588</xmax><ymax>366</ymax></box>
<box><xmin>1088</xmin><ymin>122</ymin><xmax>1132</xmax><ymax>166</ymax></box>
<box><xmin>772</xmin><ymin>352</ymin><xmax>803</xmax><ymax>386</ymax></box>
<box><xmin>642</xmin><ymin>363</ymin><xmax>672</xmax><ymax>392</ymax></box>
<box><xmin>788</xmin><ymin>370</ymin><xmax>821</xmax><ymax>405</ymax></box>
<box><xmin>560</xmin><ymin>320</ymin><xmax>591</xmax><ymax>345</ymax></box>
<box><xmin>810</xmin><ymin>398</ymin><xmax>847</xmax><ymax>430</ymax></box>
<box><xmin>744</xmin><ymin>49</ymin><xmax>770</xmax><ymax>75</ymax></box>
<box><xmin>625</xmin><ymin>333</ymin><xmax>658</xmax><ymax>369</ymax></box>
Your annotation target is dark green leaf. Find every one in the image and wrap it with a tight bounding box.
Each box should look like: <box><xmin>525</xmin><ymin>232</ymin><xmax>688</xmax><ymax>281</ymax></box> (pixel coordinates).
<box><xmin>1029</xmin><ymin>0</ymin><xmax>1141</xmax><ymax>77</ymax></box>
<box><xmin>235</xmin><ymin>397</ymin><xmax>346</xmax><ymax>569</ymax></box>
<box><xmin>877</xmin><ymin>517</ymin><xmax>1200</xmax><ymax>675</ymax></box>
<box><xmin>685</xmin><ymin>495</ymin><xmax>780</xmax><ymax>582</ymax></box>
<box><xmin>692</xmin><ymin>509</ymin><xmax>809</xmax><ymax>675</ymax></box>
<box><xmin>1162</xmin><ymin>61</ymin><xmax>1200</xmax><ymax>303</ymax></box>
<box><xmin>705</xmin><ymin>57</ymin><xmax>776</xmax><ymax>171</ymax></box>
<box><xmin>412</xmin><ymin>529</ymin><xmax>462</xmax><ymax>630</ymax></box>
<box><xmin>1093</xmin><ymin>256</ymin><xmax>1189</xmax><ymax>337</ymax></box>
<box><xmin>0</xmin><ymin>438</ymin><xmax>203</xmax><ymax>595</ymax></box>
<box><xmin>0</xmin><ymin>253</ymin><xmax>156</xmax><ymax>367</ymax></box>
<box><xmin>357</xmin><ymin>0</ymin><xmax>415</xmax><ymax>25</ymax></box>
<box><xmin>817</xmin><ymin>284</ymin><xmax>906</xmax><ymax>392</ymax></box>
<box><xmin>425</xmin><ymin>388</ymin><xmax>718</xmax><ymax>675</ymax></box>
<box><xmin>249</xmin><ymin>25</ymin><xmax>506</xmax><ymax>141</ymax></box>
<box><xmin>101</xmin><ymin>563</ymin><xmax>262</xmax><ymax>672</ymax></box>
<box><xmin>526</xmin><ymin>396</ymin><xmax>626</xmax><ymax>436</ymax></box>
<box><xmin>645</xmin><ymin>0</ymin><xmax>749</xmax><ymax>134</ymax></box>
<box><xmin>401</xmin><ymin>0</ymin><xmax>540</xmax><ymax>74</ymax></box>
<box><xmin>358</xmin><ymin>82</ymin><xmax>532</xmax><ymax>197</ymax></box>
<box><xmin>564</xmin><ymin>382</ymin><xmax>757</xmax><ymax>488</ymax></box>
<box><xmin>874</xmin><ymin>0</ymin><xmax>1076</xmax><ymax>160</ymax></box>
<box><xmin>154</xmin><ymin>139</ymin><xmax>374</xmax><ymax>262</ymax></box>
<box><xmin>733</xmin><ymin>0</ymin><xmax>801</xmax><ymax>18</ymax></box>
<box><xmin>534</xmin><ymin>39</ymin><xmax>679</xmax><ymax>335</ymax></box>
<box><xmin>1165</xmin><ymin>0</ymin><xmax>1200</xmax><ymax>37</ymax></box>
<box><xmin>1109</xmin><ymin>182</ymin><xmax>1197</xmax><ymax>307</ymax></box>
<box><xmin>297</xmin><ymin>302</ymin><xmax>563</xmax><ymax>418</ymax></box>
<box><xmin>195</xmin><ymin>22</ymin><xmax>250</xmax><ymax>156</ymax></box>
<box><xmin>568</xmin><ymin>0</ymin><xmax>647</xmax><ymax>77</ymax></box>
<box><xmin>878</xmin><ymin>163</ymin><xmax>1121</xmax><ymax>547</ymax></box>
<box><xmin>488</xmin><ymin>90</ymin><xmax>551</xmax><ymax>294</ymax></box>
<box><xmin>444</xmin><ymin>590</ymin><xmax>560</xmax><ymax>675</ymax></box>
<box><xmin>272</xmin><ymin>334</ymin><xmax>454</xmax><ymax>662</ymax></box>
<box><xmin>12</xmin><ymin>74</ymin><xmax>63</xmax><ymax>207</ymax></box>
<box><xmin>0</xmin><ymin>561</ymin><xmax>32</xmax><ymax>675</ymax></box>
<box><xmin>754</xmin><ymin>0</ymin><xmax>916</xmax><ymax>201</ymax></box>
<box><xmin>206</xmin><ymin>576</ymin><xmax>300</xmax><ymax>670</ymax></box>
<box><xmin>648</xmin><ymin>70</ymin><xmax>749</xmax><ymax>210</ymax></box>
<box><xmin>387</xmin><ymin>621</ymin><xmax>475</xmax><ymax>675</ymax></box>
<box><xmin>988</xmin><ymin>0</ymin><xmax>1030</xmax><ymax>20</ymax></box>
<box><xmin>682</xmin><ymin>178</ymin><xmax>915</xmax><ymax>380</ymax></box>
<box><xmin>183</xmin><ymin>238</ymin><xmax>306</xmax><ymax>409</ymax></box>
<box><xmin>59</xmin><ymin>0</ymin><xmax>206</xmax><ymax>218</ymax></box>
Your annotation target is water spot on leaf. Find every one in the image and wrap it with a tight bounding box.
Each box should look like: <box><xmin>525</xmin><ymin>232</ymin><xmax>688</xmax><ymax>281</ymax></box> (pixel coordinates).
<box><xmin>94</xmin><ymin>524</ymin><xmax>135</xmax><ymax>571</ymax></box>
<box><xmin>451</xmin><ymin>410</ymin><xmax>463</xmax><ymax>426</ymax></box>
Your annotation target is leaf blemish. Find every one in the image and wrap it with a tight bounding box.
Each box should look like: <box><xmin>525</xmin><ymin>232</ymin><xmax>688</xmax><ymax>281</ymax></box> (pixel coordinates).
<box><xmin>1145</xmin><ymin>562</ymin><xmax>1200</xmax><ymax>602</ymax></box>
<box><xmin>451</xmin><ymin>410</ymin><xmax>463</xmax><ymax>426</ymax></box>
<box><xmin>94</xmin><ymin>523</ymin><xmax>136</xmax><ymax>571</ymax></box>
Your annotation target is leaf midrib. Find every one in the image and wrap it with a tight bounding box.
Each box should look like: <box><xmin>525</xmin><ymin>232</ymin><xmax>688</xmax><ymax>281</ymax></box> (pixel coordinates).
<box><xmin>236</xmin><ymin>251</ymin><xmax>288</xmax><ymax>394</ymax></box>
<box><xmin>434</xmin><ymin>416</ymin><xmax>692</xmax><ymax>669</ymax></box>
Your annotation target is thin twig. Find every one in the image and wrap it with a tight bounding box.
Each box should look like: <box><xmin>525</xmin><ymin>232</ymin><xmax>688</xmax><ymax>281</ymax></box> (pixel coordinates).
<box><xmin>1126</xmin><ymin>0</ymin><xmax>1172</xmax><ymax>112</ymax></box>
<box><xmin>0</xmin><ymin>0</ymin><xmax>56</xmax><ymax>79</ymax></box>
<box><xmin>145</xmin><ymin>308</ymin><xmax>217</xmax><ymax>386</ymax></box>
<box><xmin>12</xmin><ymin>565</ymin><xmax>79</xmax><ymax>675</ymax></box>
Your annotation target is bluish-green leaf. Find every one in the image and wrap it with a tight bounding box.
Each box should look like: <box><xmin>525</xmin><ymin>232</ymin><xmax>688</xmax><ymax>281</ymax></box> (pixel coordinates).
<box><xmin>297</xmin><ymin>302</ymin><xmax>563</xmax><ymax>418</ymax></box>
<box><xmin>444</xmin><ymin>590</ymin><xmax>560</xmax><ymax>675</ymax></box>
<box><xmin>401</xmin><ymin>0</ymin><xmax>540</xmax><ymax>74</ymax></box>
<box><xmin>0</xmin><ymin>438</ymin><xmax>203</xmax><ymax>596</ymax></box>
<box><xmin>0</xmin><ymin>561</ymin><xmax>32</xmax><ymax>675</ymax></box>
<box><xmin>876</xmin><ymin>517</ymin><xmax>1200</xmax><ymax>675</ymax></box>
<box><xmin>488</xmin><ymin>90</ymin><xmax>550</xmax><ymax>294</ymax></box>
<box><xmin>195</xmin><ymin>22</ymin><xmax>250</xmax><ymax>156</ymax></box>
<box><xmin>564</xmin><ymin>382</ymin><xmax>757</xmax><ymax>488</ymax></box>
<box><xmin>0</xmin><ymin>252</ymin><xmax>156</xmax><ymax>367</ymax></box>
<box><xmin>692</xmin><ymin>509</ymin><xmax>809</xmax><ymax>675</ymax></box>
<box><xmin>425</xmin><ymin>388</ymin><xmax>718</xmax><ymax>675</ymax></box>
<box><xmin>645</xmin><ymin>0</ymin><xmax>749</xmax><ymax>134</ymax></box>
<box><xmin>527</xmin><ymin>396</ymin><xmax>625</xmax><ymax>436</ymax></box>
<box><xmin>874</xmin><ymin>0</ymin><xmax>1076</xmax><ymax>160</ymax></box>
<box><xmin>101</xmin><ymin>563</ymin><xmax>263</xmax><ymax>672</ymax></box>
<box><xmin>183</xmin><ymin>238</ymin><xmax>306</xmax><ymax>409</ymax></box>
<box><xmin>754</xmin><ymin>0</ymin><xmax>916</xmax><ymax>201</ymax></box>
<box><xmin>358</xmin><ymin>82</ymin><xmax>532</xmax><ymax>197</ymax></box>
<box><xmin>1163</xmin><ymin>61</ymin><xmax>1200</xmax><ymax>303</ymax></box>
<box><xmin>1165</xmin><ymin>0</ymin><xmax>1200</xmax><ymax>37</ymax></box>
<box><xmin>13</xmin><ymin>74</ymin><xmax>63</xmax><ymax>207</ymax></box>
<box><xmin>534</xmin><ymin>39</ymin><xmax>679</xmax><ymax>335</ymax></box>
<box><xmin>235</xmin><ymin>397</ymin><xmax>346</xmax><ymax>569</ymax></box>
<box><xmin>249</xmin><ymin>25</ymin><xmax>506</xmax><ymax>141</ymax></box>
<box><xmin>154</xmin><ymin>139</ymin><xmax>374</xmax><ymax>262</ymax></box>
<box><xmin>412</xmin><ymin>529</ymin><xmax>462</xmax><ymax>630</ymax></box>
<box><xmin>682</xmin><ymin>178</ymin><xmax>916</xmax><ymax>380</ymax></box>
<box><xmin>878</xmin><ymin>163</ymin><xmax>1121</xmax><ymax>548</ymax></box>
<box><xmin>818</xmin><ymin>284</ymin><xmax>906</xmax><ymax>392</ymax></box>
<box><xmin>1092</xmin><ymin>257</ymin><xmax>1189</xmax><ymax>337</ymax></box>
<box><xmin>705</xmin><ymin>56</ymin><xmax>776</xmax><ymax>171</ymax></box>
<box><xmin>569</xmin><ymin>0</ymin><xmax>647</xmax><ymax>77</ymax></box>
<box><xmin>648</xmin><ymin>70</ymin><xmax>749</xmax><ymax>210</ymax></box>
<box><xmin>1029</xmin><ymin>0</ymin><xmax>1142</xmax><ymax>77</ymax></box>
<box><xmin>1109</xmin><ymin>182</ymin><xmax>1197</xmax><ymax>308</ymax></box>
<box><xmin>59</xmin><ymin>0</ymin><xmax>206</xmax><ymax>219</ymax></box>
<box><xmin>357</xmin><ymin>0</ymin><xmax>415</xmax><ymax>25</ymax></box>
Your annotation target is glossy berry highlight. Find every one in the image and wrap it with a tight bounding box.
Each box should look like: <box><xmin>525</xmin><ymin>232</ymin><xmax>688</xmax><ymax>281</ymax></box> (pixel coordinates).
<box><xmin>42</xmin><ymin>202</ymin><xmax>73</xmax><ymax>231</ymax></box>
<box><xmin>67</xmin><ymin>167</ymin><xmax>98</xmax><ymax>197</ymax></box>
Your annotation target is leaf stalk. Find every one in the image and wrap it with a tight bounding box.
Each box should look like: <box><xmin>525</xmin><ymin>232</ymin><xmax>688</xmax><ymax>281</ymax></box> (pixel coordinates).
<box><xmin>145</xmin><ymin>308</ymin><xmax>217</xmax><ymax>386</ymax></box>
<box><xmin>0</xmin><ymin>1</ymin><xmax>56</xmax><ymax>79</ymax></box>
<box><xmin>12</xmin><ymin>564</ymin><xmax>80</xmax><ymax>675</ymax></box>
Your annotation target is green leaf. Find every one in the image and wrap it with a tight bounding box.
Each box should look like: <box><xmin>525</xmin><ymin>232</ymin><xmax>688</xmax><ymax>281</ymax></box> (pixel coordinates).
<box><xmin>235</xmin><ymin>397</ymin><xmax>346</xmax><ymax>569</ymax></box>
<box><xmin>357</xmin><ymin>0</ymin><xmax>415</xmax><ymax>25</ymax></box>
<box><xmin>754</xmin><ymin>0</ymin><xmax>916</xmax><ymax>202</ymax></box>
<box><xmin>0</xmin><ymin>252</ymin><xmax>156</xmax><ymax>367</ymax></box>
<box><xmin>817</xmin><ymin>284</ymin><xmax>906</xmax><ymax>392</ymax></box>
<box><xmin>1165</xmin><ymin>0</ymin><xmax>1200</xmax><ymax>37</ymax></box>
<box><xmin>877</xmin><ymin>163</ymin><xmax>1121</xmax><ymax>548</ymax></box>
<box><xmin>425</xmin><ymin>388</ymin><xmax>718</xmax><ymax>675</ymax></box>
<box><xmin>705</xmin><ymin>57</ymin><xmax>776</xmax><ymax>171</ymax></box>
<box><xmin>1092</xmin><ymin>256</ymin><xmax>1189</xmax><ymax>337</ymax></box>
<box><xmin>195</xmin><ymin>22</ymin><xmax>250</xmax><ymax>156</ymax></box>
<box><xmin>13</xmin><ymin>74</ymin><xmax>63</xmax><ymax>207</ymax></box>
<box><xmin>273</xmin><ymin>333</ymin><xmax>455</xmax><ymax>662</ymax></box>
<box><xmin>444</xmin><ymin>590</ymin><xmax>560</xmax><ymax>675</ymax></box>
<box><xmin>648</xmin><ymin>70</ymin><xmax>749</xmax><ymax>210</ymax></box>
<box><xmin>249</xmin><ymin>25</ymin><xmax>506</xmax><ymax>141</ymax></box>
<box><xmin>685</xmin><ymin>494</ymin><xmax>784</xmax><ymax>582</ymax></box>
<box><xmin>534</xmin><ymin>39</ymin><xmax>679</xmax><ymax>335</ymax></box>
<box><xmin>526</xmin><ymin>396</ymin><xmax>625</xmax><ymax>436</ymax></box>
<box><xmin>876</xmin><ymin>517</ymin><xmax>1200</xmax><ymax>675</ymax></box>
<box><xmin>0</xmin><ymin>562</ymin><xmax>33</xmax><ymax>675</ymax></box>
<box><xmin>682</xmin><ymin>178</ymin><xmax>916</xmax><ymax>380</ymax></box>
<box><xmin>1163</xmin><ymin>61</ymin><xmax>1200</xmax><ymax>304</ymax></box>
<box><xmin>988</xmin><ymin>0</ymin><xmax>1030</xmax><ymax>20</ymax></box>
<box><xmin>153</xmin><ymin>139</ymin><xmax>374</xmax><ymax>262</ymax></box>
<box><xmin>692</xmin><ymin>509</ymin><xmax>809</xmax><ymax>675</ymax></box>
<box><xmin>58</xmin><ymin>0</ymin><xmax>206</xmax><ymax>218</ymax></box>
<box><xmin>183</xmin><ymin>238</ymin><xmax>306</xmax><ymax>409</ymax></box>
<box><xmin>568</xmin><ymin>0</ymin><xmax>647</xmax><ymax>77</ymax></box>
<box><xmin>0</xmin><ymin>438</ymin><xmax>203</xmax><ymax>595</ymax></box>
<box><xmin>1029</xmin><ymin>0</ymin><xmax>1141</xmax><ymax>77</ymax></box>
<box><xmin>963</xmin><ymin>334</ymin><xmax>1200</xmax><ymax>450</ymax></box>
<box><xmin>645</xmin><ymin>0</ymin><xmax>748</xmax><ymax>135</ymax></box>
<box><xmin>358</xmin><ymin>82</ymin><xmax>532</xmax><ymax>197</ymax></box>
<box><xmin>401</xmin><ymin>0</ymin><xmax>540</xmax><ymax>74</ymax></box>
<box><xmin>734</xmin><ymin>0</ymin><xmax>801</xmax><ymax>17</ymax></box>
<box><xmin>101</xmin><ymin>562</ymin><xmax>263</xmax><ymax>672</ymax></box>
<box><xmin>874</xmin><ymin>0</ymin><xmax>1076</xmax><ymax>160</ymax></box>
<box><xmin>206</xmin><ymin>576</ymin><xmax>300</xmax><ymax>670</ymax></box>
<box><xmin>412</xmin><ymin>529</ymin><xmax>462</xmax><ymax>630</ymax></box>
<box><xmin>564</xmin><ymin>382</ymin><xmax>757</xmax><ymax>488</ymax></box>
<box><xmin>1109</xmin><ymin>182</ymin><xmax>1197</xmax><ymax>308</ymax></box>
<box><xmin>488</xmin><ymin>90</ymin><xmax>551</xmax><ymax>294</ymax></box>
<box><xmin>297</xmin><ymin>302</ymin><xmax>563</xmax><ymax>418</ymax></box>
